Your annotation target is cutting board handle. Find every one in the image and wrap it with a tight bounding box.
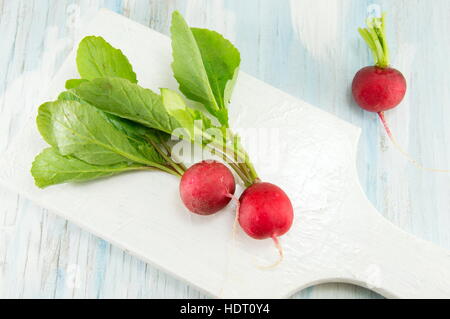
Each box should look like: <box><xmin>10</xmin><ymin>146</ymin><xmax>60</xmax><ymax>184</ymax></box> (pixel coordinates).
<box><xmin>337</xmin><ymin>179</ymin><xmax>450</xmax><ymax>298</ymax></box>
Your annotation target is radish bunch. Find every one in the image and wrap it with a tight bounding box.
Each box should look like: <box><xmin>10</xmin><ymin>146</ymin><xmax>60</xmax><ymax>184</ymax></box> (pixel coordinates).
<box><xmin>32</xmin><ymin>11</ymin><xmax>294</xmax><ymax>265</ymax></box>
<box><xmin>170</xmin><ymin>12</ymin><xmax>294</xmax><ymax>260</ymax></box>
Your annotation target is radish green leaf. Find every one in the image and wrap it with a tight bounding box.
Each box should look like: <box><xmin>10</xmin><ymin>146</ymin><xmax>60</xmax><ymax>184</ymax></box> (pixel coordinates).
<box><xmin>73</xmin><ymin>78</ymin><xmax>214</xmax><ymax>141</ymax></box>
<box><xmin>32</xmin><ymin>148</ymin><xmax>146</xmax><ymax>188</ymax></box>
<box><xmin>76</xmin><ymin>36</ymin><xmax>137</xmax><ymax>83</ymax></box>
<box><xmin>36</xmin><ymin>99</ymin><xmax>166</xmax><ymax>167</ymax></box>
<box><xmin>170</xmin><ymin>11</ymin><xmax>240</xmax><ymax>126</ymax></box>
<box><xmin>65</xmin><ymin>79</ymin><xmax>89</xmax><ymax>89</ymax></box>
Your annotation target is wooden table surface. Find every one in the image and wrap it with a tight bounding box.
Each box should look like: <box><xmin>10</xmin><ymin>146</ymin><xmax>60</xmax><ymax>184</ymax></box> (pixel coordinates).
<box><xmin>1</xmin><ymin>0</ymin><xmax>449</xmax><ymax>299</ymax></box>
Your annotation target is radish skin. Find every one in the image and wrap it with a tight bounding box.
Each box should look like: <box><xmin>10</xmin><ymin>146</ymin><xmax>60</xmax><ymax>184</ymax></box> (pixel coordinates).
<box><xmin>238</xmin><ymin>182</ymin><xmax>293</xmax><ymax>240</ymax></box>
<box><xmin>352</xmin><ymin>66</ymin><xmax>406</xmax><ymax>113</ymax></box>
<box><xmin>180</xmin><ymin>160</ymin><xmax>236</xmax><ymax>215</ymax></box>
<box><xmin>238</xmin><ymin>182</ymin><xmax>294</xmax><ymax>265</ymax></box>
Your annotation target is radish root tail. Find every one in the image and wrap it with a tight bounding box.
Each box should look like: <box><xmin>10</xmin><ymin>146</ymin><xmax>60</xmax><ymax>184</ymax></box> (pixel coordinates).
<box><xmin>225</xmin><ymin>193</ymin><xmax>240</xmax><ymax>240</ymax></box>
<box><xmin>225</xmin><ymin>192</ymin><xmax>285</xmax><ymax>270</ymax></box>
<box><xmin>257</xmin><ymin>235</ymin><xmax>284</xmax><ymax>270</ymax></box>
<box><xmin>378</xmin><ymin>112</ymin><xmax>450</xmax><ymax>173</ymax></box>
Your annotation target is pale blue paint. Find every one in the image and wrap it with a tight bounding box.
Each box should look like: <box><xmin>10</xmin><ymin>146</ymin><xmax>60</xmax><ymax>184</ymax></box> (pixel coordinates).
<box><xmin>0</xmin><ymin>0</ymin><xmax>449</xmax><ymax>298</ymax></box>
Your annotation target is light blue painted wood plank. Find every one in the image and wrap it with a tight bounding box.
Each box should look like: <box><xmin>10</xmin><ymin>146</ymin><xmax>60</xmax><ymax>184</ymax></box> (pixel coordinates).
<box><xmin>0</xmin><ymin>0</ymin><xmax>449</xmax><ymax>299</ymax></box>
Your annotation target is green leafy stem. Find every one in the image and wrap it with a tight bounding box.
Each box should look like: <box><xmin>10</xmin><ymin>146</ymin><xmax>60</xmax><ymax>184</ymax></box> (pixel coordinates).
<box><xmin>358</xmin><ymin>12</ymin><xmax>390</xmax><ymax>68</ymax></box>
<box><xmin>208</xmin><ymin>132</ymin><xmax>258</xmax><ymax>187</ymax></box>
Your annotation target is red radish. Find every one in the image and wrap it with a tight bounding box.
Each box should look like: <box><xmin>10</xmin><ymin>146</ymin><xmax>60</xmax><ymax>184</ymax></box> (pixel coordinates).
<box><xmin>238</xmin><ymin>182</ymin><xmax>294</xmax><ymax>265</ymax></box>
<box><xmin>352</xmin><ymin>66</ymin><xmax>406</xmax><ymax>113</ymax></box>
<box><xmin>180</xmin><ymin>160</ymin><xmax>236</xmax><ymax>215</ymax></box>
<box><xmin>352</xmin><ymin>13</ymin><xmax>407</xmax><ymax>115</ymax></box>
<box><xmin>352</xmin><ymin>13</ymin><xmax>449</xmax><ymax>172</ymax></box>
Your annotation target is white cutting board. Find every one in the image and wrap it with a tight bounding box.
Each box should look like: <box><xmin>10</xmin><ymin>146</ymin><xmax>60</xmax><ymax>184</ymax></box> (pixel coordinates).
<box><xmin>1</xmin><ymin>9</ymin><xmax>450</xmax><ymax>299</ymax></box>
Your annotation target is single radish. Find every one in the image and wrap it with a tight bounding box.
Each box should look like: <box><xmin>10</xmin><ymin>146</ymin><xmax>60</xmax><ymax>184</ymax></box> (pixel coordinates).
<box><xmin>180</xmin><ymin>160</ymin><xmax>236</xmax><ymax>215</ymax></box>
<box><xmin>353</xmin><ymin>13</ymin><xmax>449</xmax><ymax>172</ymax></box>
<box><xmin>352</xmin><ymin>13</ymin><xmax>407</xmax><ymax>114</ymax></box>
<box><xmin>238</xmin><ymin>182</ymin><xmax>294</xmax><ymax>266</ymax></box>
<box><xmin>352</xmin><ymin>66</ymin><xmax>406</xmax><ymax>113</ymax></box>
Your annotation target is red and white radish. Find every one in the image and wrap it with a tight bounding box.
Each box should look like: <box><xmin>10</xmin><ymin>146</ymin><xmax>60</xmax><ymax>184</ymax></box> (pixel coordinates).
<box><xmin>238</xmin><ymin>182</ymin><xmax>294</xmax><ymax>265</ymax></box>
<box><xmin>352</xmin><ymin>13</ymin><xmax>449</xmax><ymax>172</ymax></box>
<box><xmin>180</xmin><ymin>160</ymin><xmax>236</xmax><ymax>215</ymax></box>
<box><xmin>352</xmin><ymin>66</ymin><xmax>406</xmax><ymax>113</ymax></box>
<box><xmin>352</xmin><ymin>13</ymin><xmax>407</xmax><ymax>116</ymax></box>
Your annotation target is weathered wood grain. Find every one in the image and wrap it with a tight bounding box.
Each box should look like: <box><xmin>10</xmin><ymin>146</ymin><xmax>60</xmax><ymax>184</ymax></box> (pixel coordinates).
<box><xmin>0</xmin><ymin>0</ymin><xmax>449</xmax><ymax>298</ymax></box>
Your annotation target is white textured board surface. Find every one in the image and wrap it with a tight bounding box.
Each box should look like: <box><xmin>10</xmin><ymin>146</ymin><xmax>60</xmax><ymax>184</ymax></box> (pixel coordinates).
<box><xmin>1</xmin><ymin>9</ymin><xmax>450</xmax><ymax>299</ymax></box>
